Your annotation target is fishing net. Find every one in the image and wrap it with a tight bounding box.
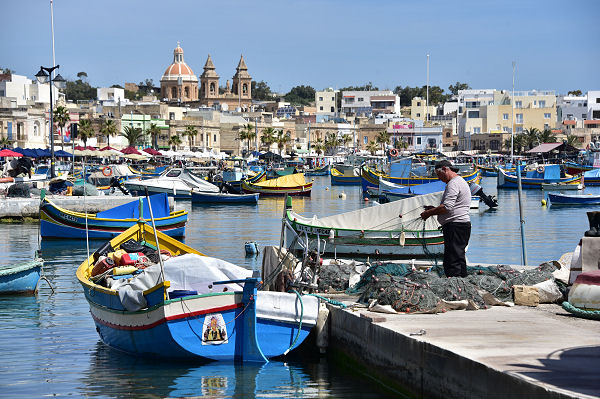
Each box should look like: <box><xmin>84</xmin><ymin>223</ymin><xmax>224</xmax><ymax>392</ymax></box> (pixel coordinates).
<box><xmin>317</xmin><ymin>262</ymin><xmax>356</xmax><ymax>292</ymax></box>
<box><xmin>345</xmin><ymin>261</ymin><xmax>559</xmax><ymax>313</ymax></box>
<box><xmin>73</xmin><ymin>185</ymin><xmax>99</xmax><ymax>196</ymax></box>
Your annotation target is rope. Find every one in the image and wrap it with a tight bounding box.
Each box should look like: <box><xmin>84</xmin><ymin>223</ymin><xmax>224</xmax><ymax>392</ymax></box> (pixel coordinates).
<box><xmin>284</xmin><ymin>289</ymin><xmax>304</xmax><ymax>355</ymax></box>
<box><xmin>562</xmin><ymin>301</ymin><xmax>600</xmax><ymax>320</ymax></box>
<box><xmin>307</xmin><ymin>293</ymin><xmax>347</xmax><ymax>308</ymax></box>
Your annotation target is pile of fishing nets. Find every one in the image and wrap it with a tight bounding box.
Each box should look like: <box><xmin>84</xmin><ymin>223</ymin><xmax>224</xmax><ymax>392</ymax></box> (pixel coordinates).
<box><xmin>341</xmin><ymin>261</ymin><xmax>559</xmax><ymax>313</ymax></box>
<box><xmin>317</xmin><ymin>262</ymin><xmax>356</xmax><ymax>292</ymax></box>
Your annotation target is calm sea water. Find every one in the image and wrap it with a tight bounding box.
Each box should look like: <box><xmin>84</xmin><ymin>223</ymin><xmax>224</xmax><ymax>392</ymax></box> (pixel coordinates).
<box><xmin>0</xmin><ymin>175</ymin><xmax>597</xmax><ymax>398</ymax></box>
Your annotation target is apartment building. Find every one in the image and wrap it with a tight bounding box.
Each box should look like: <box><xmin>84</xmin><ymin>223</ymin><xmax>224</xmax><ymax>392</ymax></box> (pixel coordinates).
<box><xmin>315</xmin><ymin>88</ymin><xmax>337</xmax><ymax>116</ymax></box>
<box><xmin>341</xmin><ymin>90</ymin><xmax>393</xmax><ymax>117</ymax></box>
<box><xmin>410</xmin><ymin>97</ymin><xmax>438</xmax><ymax>121</ymax></box>
<box><xmin>589</xmin><ymin>91</ymin><xmax>600</xmax><ymax>120</ymax></box>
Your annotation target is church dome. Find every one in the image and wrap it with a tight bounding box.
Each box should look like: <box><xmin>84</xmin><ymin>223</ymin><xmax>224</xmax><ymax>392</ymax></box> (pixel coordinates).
<box><xmin>161</xmin><ymin>43</ymin><xmax>198</xmax><ymax>82</ymax></box>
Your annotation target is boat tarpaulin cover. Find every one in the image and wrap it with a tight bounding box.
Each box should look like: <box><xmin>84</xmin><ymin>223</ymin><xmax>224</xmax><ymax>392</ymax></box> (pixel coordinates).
<box><xmin>96</xmin><ymin>193</ymin><xmax>170</xmax><ymax>219</ymax></box>
<box><xmin>293</xmin><ymin>191</ymin><xmax>443</xmax><ymax>231</ymax></box>
<box><xmin>254</xmin><ymin>173</ymin><xmax>307</xmax><ymax>188</ymax></box>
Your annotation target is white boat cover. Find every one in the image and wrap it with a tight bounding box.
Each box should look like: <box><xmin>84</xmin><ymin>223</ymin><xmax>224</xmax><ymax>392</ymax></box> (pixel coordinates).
<box><xmin>293</xmin><ymin>191</ymin><xmax>443</xmax><ymax>231</ymax></box>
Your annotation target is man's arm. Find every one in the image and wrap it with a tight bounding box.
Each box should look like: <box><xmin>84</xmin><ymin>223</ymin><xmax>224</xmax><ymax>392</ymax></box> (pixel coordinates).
<box><xmin>420</xmin><ymin>204</ymin><xmax>448</xmax><ymax>220</ymax></box>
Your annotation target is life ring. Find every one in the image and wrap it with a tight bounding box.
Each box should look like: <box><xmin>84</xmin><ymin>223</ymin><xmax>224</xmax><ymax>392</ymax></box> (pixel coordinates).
<box><xmin>102</xmin><ymin>166</ymin><xmax>113</xmax><ymax>177</ymax></box>
<box><xmin>389</xmin><ymin>148</ymin><xmax>399</xmax><ymax>157</ymax></box>
<box><xmin>536</xmin><ymin>166</ymin><xmax>545</xmax><ymax>174</ymax></box>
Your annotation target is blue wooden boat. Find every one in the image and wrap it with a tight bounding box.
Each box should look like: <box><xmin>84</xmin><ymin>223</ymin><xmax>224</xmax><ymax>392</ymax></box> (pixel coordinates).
<box><xmin>583</xmin><ymin>169</ymin><xmax>600</xmax><ymax>186</ymax></box>
<box><xmin>225</xmin><ymin>170</ymin><xmax>267</xmax><ymax>194</ymax></box>
<box><xmin>547</xmin><ymin>193</ymin><xmax>600</xmax><ymax>206</ymax></box>
<box><xmin>479</xmin><ymin>165</ymin><xmax>498</xmax><ymax>177</ymax></box>
<box><xmin>76</xmin><ymin>222</ymin><xmax>319</xmax><ymax>361</ymax></box>
<box><xmin>497</xmin><ymin>165</ymin><xmax>582</xmax><ymax>189</ymax></box>
<box><xmin>0</xmin><ymin>258</ymin><xmax>43</xmax><ymax>295</ymax></box>
<box><xmin>40</xmin><ymin>193</ymin><xmax>188</xmax><ymax>239</ymax></box>
<box><xmin>191</xmin><ymin>191</ymin><xmax>259</xmax><ymax>204</ymax></box>
<box><xmin>305</xmin><ymin>164</ymin><xmax>330</xmax><ymax>177</ymax></box>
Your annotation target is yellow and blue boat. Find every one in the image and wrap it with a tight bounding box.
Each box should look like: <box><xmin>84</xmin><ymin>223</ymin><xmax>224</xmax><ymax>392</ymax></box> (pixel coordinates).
<box><xmin>40</xmin><ymin>193</ymin><xmax>187</xmax><ymax>239</ymax></box>
<box><xmin>497</xmin><ymin>165</ymin><xmax>581</xmax><ymax>189</ymax></box>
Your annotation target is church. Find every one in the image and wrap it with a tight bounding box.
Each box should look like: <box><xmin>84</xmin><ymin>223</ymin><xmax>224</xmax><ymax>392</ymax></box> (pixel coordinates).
<box><xmin>160</xmin><ymin>43</ymin><xmax>252</xmax><ymax>111</ymax></box>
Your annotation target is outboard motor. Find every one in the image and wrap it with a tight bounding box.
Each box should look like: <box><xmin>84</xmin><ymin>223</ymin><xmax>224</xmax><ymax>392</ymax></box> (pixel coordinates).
<box><xmin>469</xmin><ymin>182</ymin><xmax>498</xmax><ymax>208</ymax></box>
<box><xmin>110</xmin><ymin>176</ymin><xmax>130</xmax><ymax>195</ymax></box>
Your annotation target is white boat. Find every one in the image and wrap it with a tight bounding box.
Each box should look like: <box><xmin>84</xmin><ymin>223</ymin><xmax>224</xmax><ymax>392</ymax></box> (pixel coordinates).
<box><xmin>123</xmin><ymin>168</ymin><xmax>219</xmax><ymax>199</ymax></box>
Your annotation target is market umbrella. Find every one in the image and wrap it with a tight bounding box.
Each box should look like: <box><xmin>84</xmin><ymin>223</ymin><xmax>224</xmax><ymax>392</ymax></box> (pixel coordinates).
<box><xmin>143</xmin><ymin>148</ymin><xmax>163</xmax><ymax>156</ymax></box>
<box><xmin>54</xmin><ymin>150</ymin><xmax>73</xmax><ymax>157</ymax></box>
<box><xmin>74</xmin><ymin>146</ymin><xmax>86</xmax><ymax>151</ymax></box>
<box><xmin>99</xmin><ymin>146</ymin><xmax>118</xmax><ymax>151</ymax></box>
<box><xmin>121</xmin><ymin>146</ymin><xmax>142</xmax><ymax>155</ymax></box>
<box><xmin>0</xmin><ymin>149</ymin><xmax>23</xmax><ymax>157</ymax></box>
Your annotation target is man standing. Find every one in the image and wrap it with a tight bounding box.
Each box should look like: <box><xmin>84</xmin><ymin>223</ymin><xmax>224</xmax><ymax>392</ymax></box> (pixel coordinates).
<box><xmin>420</xmin><ymin>160</ymin><xmax>471</xmax><ymax>277</ymax></box>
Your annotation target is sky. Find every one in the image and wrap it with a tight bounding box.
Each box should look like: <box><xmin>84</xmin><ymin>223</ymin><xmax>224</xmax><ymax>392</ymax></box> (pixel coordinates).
<box><xmin>2</xmin><ymin>0</ymin><xmax>599</xmax><ymax>95</ymax></box>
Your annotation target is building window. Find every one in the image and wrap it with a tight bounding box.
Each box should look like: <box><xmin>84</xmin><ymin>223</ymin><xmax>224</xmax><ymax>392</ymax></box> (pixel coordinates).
<box><xmin>319</xmin><ymin>106</ymin><xmax>323</xmax><ymax>111</ymax></box>
<box><xmin>446</xmin><ymin>132</ymin><xmax>451</xmax><ymax>138</ymax></box>
<box><xmin>363</xmin><ymin>136</ymin><xmax>368</xmax><ymax>144</ymax></box>
<box><xmin>516</xmin><ymin>126</ymin><xmax>523</xmax><ymax>133</ymax></box>
<box><xmin>169</xmin><ymin>112</ymin><xmax>175</xmax><ymax>120</ymax></box>
<box><xmin>583</xmin><ymin>114</ymin><xmax>587</xmax><ymax>119</ymax></box>
<box><xmin>330</xmin><ymin>106</ymin><xmax>334</xmax><ymax>112</ymax></box>
<box><xmin>516</xmin><ymin>113</ymin><xmax>523</xmax><ymax>124</ymax></box>
<box><xmin>0</xmin><ymin>90</ymin><xmax>4</xmax><ymax>96</ymax></box>
<box><xmin>515</xmin><ymin>100</ymin><xmax>522</xmax><ymax>108</ymax></box>
<box><xmin>544</xmin><ymin>113</ymin><xmax>551</xmax><ymax>119</ymax></box>
<box><xmin>210</xmin><ymin>82</ymin><xmax>216</xmax><ymax>95</ymax></box>
<box><xmin>331</xmin><ymin>97</ymin><xmax>334</xmax><ymax>101</ymax></box>
<box><xmin>503</xmin><ymin>126</ymin><xmax>509</xmax><ymax>132</ymax></box>
<box><xmin>468</xmin><ymin>110</ymin><xmax>480</xmax><ymax>118</ymax></box>
<box><xmin>596</xmin><ymin>98</ymin><xmax>600</xmax><ymax>103</ymax></box>
<box><xmin>417</xmin><ymin>102</ymin><xmax>421</xmax><ymax>106</ymax></box>
<box><xmin>358</xmin><ymin>97</ymin><xmax>363</xmax><ymax>102</ymax></box>
<box><xmin>416</xmin><ymin>137</ymin><xmax>421</xmax><ymax>145</ymax></box>
<box><xmin>171</xmin><ymin>87</ymin><xmax>177</xmax><ymax>98</ymax></box>
<box><xmin>213</xmin><ymin>134</ymin><xmax>217</xmax><ymax>142</ymax></box>
<box><xmin>319</xmin><ymin>97</ymin><xmax>323</xmax><ymax>101</ymax></box>
<box><xmin>503</xmin><ymin>113</ymin><xmax>509</xmax><ymax>120</ymax></box>
<box><xmin>473</xmin><ymin>127</ymin><xmax>481</xmax><ymax>134</ymax></box>
<box><xmin>184</xmin><ymin>87</ymin><xmax>190</xmax><ymax>98</ymax></box>
<box><xmin>544</xmin><ymin>123</ymin><xmax>549</xmax><ymax>129</ymax></box>
<box><xmin>243</xmin><ymin>83</ymin><xmax>248</xmax><ymax>95</ymax></box>
<box><xmin>539</xmin><ymin>100</ymin><xmax>546</xmax><ymax>108</ymax></box>
<box><xmin>416</xmin><ymin>113</ymin><xmax>421</xmax><ymax>117</ymax></box>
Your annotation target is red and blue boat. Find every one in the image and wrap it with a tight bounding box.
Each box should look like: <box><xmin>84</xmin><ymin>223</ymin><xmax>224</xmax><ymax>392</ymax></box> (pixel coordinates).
<box><xmin>497</xmin><ymin>164</ymin><xmax>582</xmax><ymax>189</ymax></box>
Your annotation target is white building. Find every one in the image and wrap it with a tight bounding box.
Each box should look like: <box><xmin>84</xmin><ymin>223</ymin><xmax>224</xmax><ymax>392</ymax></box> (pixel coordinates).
<box><xmin>588</xmin><ymin>91</ymin><xmax>600</xmax><ymax>120</ymax></box>
<box><xmin>341</xmin><ymin>90</ymin><xmax>394</xmax><ymax>117</ymax></box>
<box><xmin>0</xmin><ymin>73</ymin><xmax>60</xmax><ymax>106</ymax></box>
<box><xmin>97</xmin><ymin>87</ymin><xmax>125</xmax><ymax>104</ymax></box>
<box><xmin>387</xmin><ymin>119</ymin><xmax>443</xmax><ymax>152</ymax></box>
<box><xmin>557</xmin><ymin>94</ymin><xmax>588</xmax><ymax>122</ymax></box>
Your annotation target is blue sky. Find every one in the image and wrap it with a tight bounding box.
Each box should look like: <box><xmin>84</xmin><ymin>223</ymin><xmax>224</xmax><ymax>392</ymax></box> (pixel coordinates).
<box><xmin>2</xmin><ymin>0</ymin><xmax>599</xmax><ymax>95</ymax></box>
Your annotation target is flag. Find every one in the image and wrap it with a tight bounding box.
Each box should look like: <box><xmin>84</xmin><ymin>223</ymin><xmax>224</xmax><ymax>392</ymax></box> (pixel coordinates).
<box><xmin>64</xmin><ymin>125</ymin><xmax>71</xmax><ymax>143</ymax></box>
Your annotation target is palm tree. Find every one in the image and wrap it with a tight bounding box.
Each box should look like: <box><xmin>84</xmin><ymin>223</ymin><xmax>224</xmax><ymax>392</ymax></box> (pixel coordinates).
<box><xmin>524</xmin><ymin>127</ymin><xmax>541</xmax><ymax>150</ymax></box>
<box><xmin>340</xmin><ymin>134</ymin><xmax>352</xmax><ymax>152</ymax></box>
<box><xmin>260</xmin><ymin>127</ymin><xmax>276</xmax><ymax>152</ymax></box>
<box><xmin>565</xmin><ymin>134</ymin><xmax>579</xmax><ymax>148</ymax></box>
<box><xmin>77</xmin><ymin>119</ymin><xmax>95</xmax><ymax>147</ymax></box>
<box><xmin>147</xmin><ymin>123</ymin><xmax>161</xmax><ymax>149</ymax></box>
<box><xmin>168</xmin><ymin>134</ymin><xmax>182</xmax><ymax>151</ymax></box>
<box><xmin>53</xmin><ymin>105</ymin><xmax>70</xmax><ymax>150</ymax></box>
<box><xmin>311</xmin><ymin>138</ymin><xmax>325</xmax><ymax>156</ymax></box>
<box><xmin>367</xmin><ymin>141</ymin><xmax>379</xmax><ymax>155</ymax></box>
<box><xmin>237</xmin><ymin>123</ymin><xmax>256</xmax><ymax>155</ymax></box>
<box><xmin>274</xmin><ymin>129</ymin><xmax>290</xmax><ymax>156</ymax></box>
<box><xmin>538</xmin><ymin>128</ymin><xmax>557</xmax><ymax>144</ymax></box>
<box><xmin>184</xmin><ymin>126</ymin><xmax>198</xmax><ymax>150</ymax></box>
<box><xmin>119</xmin><ymin>125</ymin><xmax>144</xmax><ymax>147</ymax></box>
<box><xmin>0</xmin><ymin>136</ymin><xmax>12</xmax><ymax>148</ymax></box>
<box><xmin>324</xmin><ymin>132</ymin><xmax>339</xmax><ymax>155</ymax></box>
<box><xmin>376</xmin><ymin>130</ymin><xmax>391</xmax><ymax>153</ymax></box>
<box><xmin>100</xmin><ymin>119</ymin><xmax>117</xmax><ymax>147</ymax></box>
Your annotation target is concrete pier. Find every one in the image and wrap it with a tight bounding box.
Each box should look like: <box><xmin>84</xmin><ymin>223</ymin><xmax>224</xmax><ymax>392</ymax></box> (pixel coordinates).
<box><xmin>327</xmin><ymin>302</ymin><xmax>600</xmax><ymax>399</ymax></box>
<box><xmin>0</xmin><ymin>196</ymin><xmax>175</xmax><ymax>219</ymax></box>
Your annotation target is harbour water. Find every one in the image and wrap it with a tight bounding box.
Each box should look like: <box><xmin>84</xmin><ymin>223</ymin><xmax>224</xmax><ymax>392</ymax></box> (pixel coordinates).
<box><xmin>0</xmin><ymin>175</ymin><xmax>597</xmax><ymax>398</ymax></box>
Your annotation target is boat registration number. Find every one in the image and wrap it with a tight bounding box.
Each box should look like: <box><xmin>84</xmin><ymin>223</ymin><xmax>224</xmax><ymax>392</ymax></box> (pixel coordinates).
<box><xmin>294</xmin><ymin>224</ymin><xmax>330</xmax><ymax>235</ymax></box>
<box><xmin>61</xmin><ymin>213</ymin><xmax>78</xmax><ymax>222</ymax></box>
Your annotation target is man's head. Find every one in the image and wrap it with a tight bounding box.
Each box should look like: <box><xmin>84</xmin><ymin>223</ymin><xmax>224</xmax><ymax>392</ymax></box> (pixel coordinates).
<box><xmin>434</xmin><ymin>160</ymin><xmax>459</xmax><ymax>182</ymax></box>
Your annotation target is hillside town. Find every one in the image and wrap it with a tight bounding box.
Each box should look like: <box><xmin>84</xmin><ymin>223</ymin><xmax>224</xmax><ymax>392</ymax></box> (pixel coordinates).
<box><xmin>1</xmin><ymin>43</ymin><xmax>599</xmax><ymax>157</ymax></box>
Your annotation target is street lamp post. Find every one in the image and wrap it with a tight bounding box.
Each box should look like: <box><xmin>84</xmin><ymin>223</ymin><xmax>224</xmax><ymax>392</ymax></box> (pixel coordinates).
<box><xmin>35</xmin><ymin>65</ymin><xmax>66</xmax><ymax>178</ymax></box>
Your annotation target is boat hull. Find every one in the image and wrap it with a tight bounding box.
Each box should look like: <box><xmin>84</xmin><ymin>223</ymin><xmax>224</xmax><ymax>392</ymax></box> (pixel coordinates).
<box><xmin>242</xmin><ymin>181</ymin><xmax>312</xmax><ymax>196</ymax></box>
<box><xmin>361</xmin><ymin>166</ymin><xmax>480</xmax><ymax>192</ymax></box>
<box><xmin>191</xmin><ymin>192</ymin><xmax>259</xmax><ymax>204</ymax></box>
<box><xmin>0</xmin><ymin>259</ymin><xmax>43</xmax><ymax>295</ymax></box>
<box><xmin>497</xmin><ymin>168</ymin><xmax>582</xmax><ymax>189</ymax></box>
<box><xmin>547</xmin><ymin>193</ymin><xmax>600</xmax><ymax>205</ymax></box>
<box><xmin>330</xmin><ymin>168</ymin><xmax>361</xmax><ymax>185</ymax></box>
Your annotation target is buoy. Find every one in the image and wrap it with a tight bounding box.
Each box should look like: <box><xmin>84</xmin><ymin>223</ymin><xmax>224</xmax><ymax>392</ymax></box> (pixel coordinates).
<box><xmin>325</xmin><ymin>187</ymin><xmax>329</xmax><ymax>191</ymax></box>
<box><xmin>244</xmin><ymin>241</ymin><xmax>259</xmax><ymax>255</ymax></box>
<box><xmin>339</xmin><ymin>192</ymin><xmax>346</xmax><ymax>200</ymax></box>
<box><xmin>541</xmin><ymin>199</ymin><xmax>547</xmax><ymax>206</ymax></box>
<box><xmin>364</xmin><ymin>197</ymin><xmax>369</xmax><ymax>201</ymax></box>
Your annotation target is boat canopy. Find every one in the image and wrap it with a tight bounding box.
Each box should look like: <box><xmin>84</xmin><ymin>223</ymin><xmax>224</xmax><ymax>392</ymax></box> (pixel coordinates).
<box><xmin>96</xmin><ymin>193</ymin><xmax>170</xmax><ymax>219</ymax></box>
<box><xmin>293</xmin><ymin>191</ymin><xmax>442</xmax><ymax>231</ymax></box>
<box><xmin>255</xmin><ymin>173</ymin><xmax>307</xmax><ymax>188</ymax></box>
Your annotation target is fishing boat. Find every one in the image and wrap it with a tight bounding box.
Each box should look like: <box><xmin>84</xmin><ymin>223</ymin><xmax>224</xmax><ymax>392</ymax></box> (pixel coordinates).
<box><xmin>376</xmin><ymin>179</ymin><xmax>482</xmax><ymax>209</ymax></box>
<box><xmin>40</xmin><ymin>192</ymin><xmax>188</xmax><ymax>239</ymax></box>
<box><xmin>541</xmin><ymin>182</ymin><xmax>584</xmax><ymax>191</ymax></box>
<box><xmin>191</xmin><ymin>191</ymin><xmax>259</xmax><ymax>205</ymax></box>
<box><xmin>222</xmin><ymin>170</ymin><xmax>267</xmax><ymax>194</ymax></box>
<box><xmin>242</xmin><ymin>173</ymin><xmax>312</xmax><ymax>196</ymax></box>
<box><xmin>305</xmin><ymin>164</ymin><xmax>330</xmax><ymax>177</ymax></box>
<box><xmin>0</xmin><ymin>257</ymin><xmax>44</xmax><ymax>295</ymax></box>
<box><xmin>123</xmin><ymin>168</ymin><xmax>220</xmax><ymax>199</ymax></box>
<box><xmin>582</xmin><ymin>169</ymin><xmax>600</xmax><ymax>186</ymax></box>
<box><xmin>478</xmin><ymin>165</ymin><xmax>498</xmax><ymax>177</ymax></box>
<box><xmin>547</xmin><ymin>193</ymin><xmax>600</xmax><ymax>206</ymax></box>
<box><xmin>562</xmin><ymin>271</ymin><xmax>600</xmax><ymax>320</ymax></box>
<box><xmin>330</xmin><ymin>165</ymin><xmax>361</xmax><ymax>185</ymax></box>
<box><xmin>76</xmin><ymin>222</ymin><xmax>319</xmax><ymax>361</ymax></box>
<box><xmin>497</xmin><ymin>165</ymin><xmax>582</xmax><ymax>189</ymax></box>
<box><xmin>283</xmin><ymin>192</ymin><xmax>444</xmax><ymax>257</ymax></box>
<box><xmin>361</xmin><ymin>164</ymin><xmax>480</xmax><ymax>193</ymax></box>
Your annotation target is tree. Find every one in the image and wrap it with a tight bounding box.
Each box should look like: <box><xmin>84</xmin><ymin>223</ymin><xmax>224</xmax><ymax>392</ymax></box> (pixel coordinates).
<box><xmin>77</xmin><ymin>119</ymin><xmax>94</xmax><ymax>147</ymax></box>
<box><xmin>367</xmin><ymin>141</ymin><xmax>379</xmax><ymax>155</ymax></box>
<box><xmin>538</xmin><ymin>128</ymin><xmax>557</xmax><ymax>144</ymax></box>
<box><xmin>274</xmin><ymin>129</ymin><xmax>291</xmax><ymax>155</ymax></box>
<box><xmin>376</xmin><ymin>130</ymin><xmax>391</xmax><ymax>153</ymax></box>
<box><xmin>119</xmin><ymin>125</ymin><xmax>144</xmax><ymax>147</ymax></box>
<box><xmin>65</xmin><ymin>78</ymin><xmax>96</xmax><ymax>101</ymax></box>
<box><xmin>324</xmin><ymin>132</ymin><xmax>339</xmax><ymax>155</ymax></box>
<box><xmin>260</xmin><ymin>127</ymin><xmax>276</xmax><ymax>151</ymax></box>
<box><xmin>0</xmin><ymin>67</ymin><xmax>14</xmax><ymax>74</ymax></box>
<box><xmin>448</xmin><ymin>82</ymin><xmax>471</xmax><ymax>95</ymax></box>
<box><xmin>0</xmin><ymin>136</ymin><xmax>12</xmax><ymax>148</ymax></box>
<box><xmin>251</xmin><ymin>81</ymin><xmax>273</xmax><ymax>101</ymax></box>
<box><xmin>311</xmin><ymin>138</ymin><xmax>325</xmax><ymax>156</ymax></box>
<box><xmin>100</xmin><ymin>119</ymin><xmax>117</xmax><ymax>147</ymax></box>
<box><xmin>565</xmin><ymin>134</ymin><xmax>580</xmax><ymax>148</ymax></box>
<box><xmin>147</xmin><ymin>123</ymin><xmax>161</xmax><ymax>149</ymax></box>
<box><xmin>168</xmin><ymin>135</ymin><xmax>182</xmax><ymax>151</ymax></box>
<box><xmin>184</xmin><ymin>126</ymin><xmax>198</xmax><ymax>149</ymax></box>
<box><xmin>53</xmin><ymin>105</ymin><xmax>70</xmax><ymax>150</ymax></box>
<box><xmin>77</xmin><ymin>71</ymin><xmax>88</xmax><ymax>80</ymax></box>
<box><xmin>237</xmin><ymin>123</ymin><xmax>256</xmax><ymax>155</ymax></box>
<box><xmin>284</xmin><ymin>85</ymin><xmax>316</xmax><ymax>106</ymax></box>
<box><xmin>393</xmin><ymin>85</ymin><xmax>449</xmax><ymax>106</ymax></box>
<box><xmin>568</xmin><ymin>90</ymin><xmax>582</xmax><ymax>96</ymax></box>
<box><xmin>340</xmin><ymin>134</ymin><xmax>352</xmax><ymax>151</ymax></box>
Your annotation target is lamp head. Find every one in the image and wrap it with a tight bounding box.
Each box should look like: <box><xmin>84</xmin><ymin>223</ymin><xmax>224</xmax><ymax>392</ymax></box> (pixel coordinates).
<box><xmin>53</xmin><ymin>74</ymin><xmax>66</xmax><ymax>89</ymax></box>
<box><xmin>35</xmin><ymin>68</ymin><xmax>49</xmax><ymax>84</ymax></box>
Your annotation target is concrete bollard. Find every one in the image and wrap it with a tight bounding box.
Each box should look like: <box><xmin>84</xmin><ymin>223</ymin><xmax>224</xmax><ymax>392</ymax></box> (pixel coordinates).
<box><xmin>315</xmin><ymin>303</ymin><xmax>330</xmax><ymax>354</ymax></box>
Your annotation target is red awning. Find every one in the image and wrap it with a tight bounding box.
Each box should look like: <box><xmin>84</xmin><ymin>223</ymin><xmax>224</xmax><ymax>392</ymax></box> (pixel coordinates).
<box><xmin>0</xmin><ymin>149</ymin><xmax>23</xmax><ymax>157</ymax></box>
<box><xmin>120</xmin><ymin>146</ymin><xmax>142</xmax><ymax>155</ymax></box>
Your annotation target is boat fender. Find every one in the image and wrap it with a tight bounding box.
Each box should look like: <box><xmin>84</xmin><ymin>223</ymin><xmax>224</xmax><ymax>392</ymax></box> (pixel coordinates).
<box><xmin>102</xmin><ymin>166</ymin><xmax>113</xmax><ymax>176</ymax></box>
<box><xmin>389</xmin><ymin>148</ymin><xmax>399</xmax><ymax>157</ymax></box>
<box><xmin>113</xmin><ymin>266</ymin><xmax>138</xmax><ymax>276</ymax></box>
<box><xmin>315</xmin><ymin>303</ymin><xmax>330</xmax><ymax>354</ymax></box>
<box><xmin>537</xmin><ymin>166</ymin><xmax>545</xmax><ymax>174</ymax></box>
<box><xmin>339</xmin><ymin>192</ymin><xmax>346</xmax><ymax>200</ymax></box>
